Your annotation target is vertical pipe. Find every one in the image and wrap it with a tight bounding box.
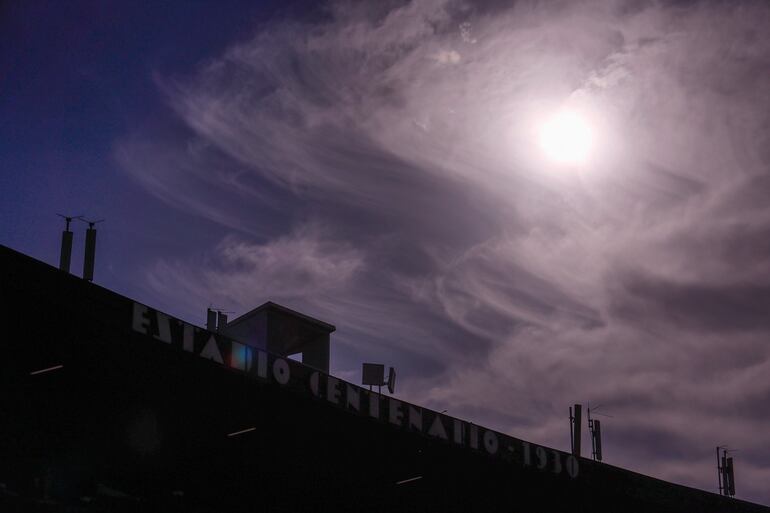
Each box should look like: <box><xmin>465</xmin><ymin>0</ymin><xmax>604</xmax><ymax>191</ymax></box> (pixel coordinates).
<box><xmin>83</xmin><ymin>227</ymin><xmax>96</xmax><ymax>281</ymax></box>
<box><xmin>588</xmin><ymin>422</ymin><xmax>592</xmax><ymax>459</ymax></box>
<box><xmin>721</xmin><ymin>455</ymin><xmax>729</xmax><ymax>496</ymax></box>
<box><xmin>717</xmin><ymin>447</ymin><xmax>723</xmax><ymax>495</ymax></box>
<box><xmin>217</xmin><ymin>311</ymin><xmax>228</xmax><ymax>331</ymax></box>
<box><xmin>572</xmin><ymin>404</ymin><xmax>582</xmax><ymax>457</ymax></box>
<box><xmin>594</xmin><ymin>420</ymin><xmax>602</xmax><ymax>462</ymax></box>
<box><xmin>59</xmin><ymin>229</ymin><xmax>73</xmax><ymax>272</ymax></box>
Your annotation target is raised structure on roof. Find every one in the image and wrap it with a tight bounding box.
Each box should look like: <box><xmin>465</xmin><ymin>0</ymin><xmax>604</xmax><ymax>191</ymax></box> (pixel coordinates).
<box><xmin>220</xmin><ymin>301</ymin><xmax>335</xmax><ymax>373</ymax></box>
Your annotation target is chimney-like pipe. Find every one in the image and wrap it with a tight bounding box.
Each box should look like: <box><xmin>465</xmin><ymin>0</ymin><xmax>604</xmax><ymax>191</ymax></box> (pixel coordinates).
<box><xmin>206</xmin><ymin>308</ymin><xmax>217</xmax><ymax>332</ymax></box>
<box><xmin>57</xmin><ymin>215</ymin><xmax>80</xmax><ymax>272</ymax></box>
<box><xmin>83</xmin><ymin>226</ymin><xmax>97</xmax><ymax>281</ymax></box>
<box><xmin>60</xmin><ymin>229</ymin><xmax>73</xmax><ymax>272</ymax></box>
<box><xmin>217</xmin><ymin>311</ymin><xmax>228</xmax><ymax>331</ymax></box>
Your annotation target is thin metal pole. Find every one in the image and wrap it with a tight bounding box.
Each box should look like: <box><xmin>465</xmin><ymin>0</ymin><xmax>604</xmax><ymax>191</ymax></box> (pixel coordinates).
<box><xmin>588</xmin><ymin>408</ymin><xmax>594</xmax><ymax>460</ymax></box>
<box><xmin>716</xmin><ymin>446</ymin><xmax>723</xmax><ymax>495</ymax></box>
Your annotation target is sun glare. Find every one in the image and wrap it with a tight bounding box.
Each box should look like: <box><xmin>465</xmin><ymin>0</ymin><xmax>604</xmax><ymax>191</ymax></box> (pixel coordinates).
<box><xmin>538</xmin><ymin>110</ymin><xmax>593</xmax><ymax>165</ymax></box>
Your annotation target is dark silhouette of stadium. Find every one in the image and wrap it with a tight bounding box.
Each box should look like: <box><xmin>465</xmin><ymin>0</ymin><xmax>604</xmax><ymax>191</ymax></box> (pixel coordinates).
<box><xmin>1</xmin><ymin>244</ymin><xmax>767</xmax><ymax>512</ymax></box>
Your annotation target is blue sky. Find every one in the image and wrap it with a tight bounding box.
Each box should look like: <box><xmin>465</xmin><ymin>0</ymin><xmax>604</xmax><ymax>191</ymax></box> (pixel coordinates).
<box><xmin>0</xmin><ymin>0</ymin><xmax>308</xmax><ymax>310</ymax></box>
<box><xmin>2</xmin><ymin>0</ymin><xmax>770</xmax><ymax>504</ymax></box>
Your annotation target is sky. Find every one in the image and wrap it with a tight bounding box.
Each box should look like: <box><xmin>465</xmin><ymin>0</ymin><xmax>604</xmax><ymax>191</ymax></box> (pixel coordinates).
<box><xmin>2</xmin><ymin>0</ymin><xmax>769</xmax><ymax>505</ymax></box>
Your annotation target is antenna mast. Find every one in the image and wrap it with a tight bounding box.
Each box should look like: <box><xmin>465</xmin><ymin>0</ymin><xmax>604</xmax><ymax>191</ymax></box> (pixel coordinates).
<box><xmin>717</xmin><ymin>446</ymin><xmax>736</xmax><ymax>497</ymax></box>
<box><xmin>587</xmin><ymin>404</ymin><xmax>610</xmax><ymax>462</ymax></box>
<box><xmin>569</xmin><ymin>404</ymin><xmax>582</xmax><ymax>457</ymax></box>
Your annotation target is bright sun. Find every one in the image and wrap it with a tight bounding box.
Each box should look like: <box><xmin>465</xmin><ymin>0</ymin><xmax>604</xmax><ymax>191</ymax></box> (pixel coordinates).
<box><xmin>538</xmin><ymin>110</ymin><xmax>593</xmax><ymax>165</ymax></box>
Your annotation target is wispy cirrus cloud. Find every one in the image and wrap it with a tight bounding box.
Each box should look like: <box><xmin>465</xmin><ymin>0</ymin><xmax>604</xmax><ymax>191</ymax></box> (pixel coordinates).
<box><xmin>116</xmin><ymin>0</ymin><xmax>770</xmax><ymax>504</ymax></box>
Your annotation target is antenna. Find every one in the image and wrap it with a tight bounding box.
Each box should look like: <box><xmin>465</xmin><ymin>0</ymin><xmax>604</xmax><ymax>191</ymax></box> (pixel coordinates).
<box><xmin>587</xmin><ymin>404</ymin><xmax>611</xmax><ymax>462</ymax></box>
<box><xmin>717</xmin><ymin>445</ymin><xmax>725</xmax><ymax>495</ymax></box>
<box><xmin>79</xmin><ymin>218</ymin><xmax>104</xmax><ymax>282</ymax></box>
<box><xmin>386</xmin><ymin>366</ymin><xmax>396</xmax><ymax>394</ymax></box>
<box><xmin>726</xmin><ymin>456</ymin><xmax>736</xmax><ymax>497</ymax></box>
<box><xmin>362</xmin><ymin>363</ymin><xmax>385</xmax><ymax>392</ymax></box>
<box><xmin>716</xmin><ymin>446</ymin><xmax>737</xmax><ymax>497</ymax></box>
<box><xmin>56</xmin><ymin>214</ymin><xmax>83</xmax><ymax>272</ymax></box>
<box><xmin>361</xmin><ymin>363</ymin><xmax>397</xmax><ymax>394</ymax></box>
<box><xmin>569</xmin><ymin>404</ymin><xmax>582</xmax><ymax>457</ymax></box>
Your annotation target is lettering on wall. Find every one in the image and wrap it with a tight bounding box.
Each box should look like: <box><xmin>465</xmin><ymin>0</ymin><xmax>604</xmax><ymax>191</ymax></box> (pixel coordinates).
<box><xmin>130</xmin><ymin>302</ymin><xmax>579</xmax><ymax>479</ymax></box>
